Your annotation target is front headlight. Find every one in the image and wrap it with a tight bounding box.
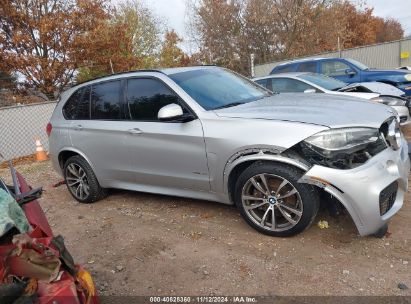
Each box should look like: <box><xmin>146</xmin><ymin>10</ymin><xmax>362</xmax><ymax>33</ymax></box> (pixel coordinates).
<box><xmin>404</xmin><ymin>74</ymin><xmax>411</xmax><ymax>81</ymax></box>
<box><xmin>304</xmin><ymin>128</ymin><xmax>380</xmax><ymax>153</ymax></box>
<box><xmin>371</xmin><ymin>96</ymin><xmax>407</xmax><ymax>106</ymax></box>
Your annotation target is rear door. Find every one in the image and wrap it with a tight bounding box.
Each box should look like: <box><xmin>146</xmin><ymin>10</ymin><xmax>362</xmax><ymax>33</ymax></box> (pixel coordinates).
<box><xmin>69</xmin><ymin>80</ymin><xmax>136</xmax><ymax>185</ymax></box>
<box><xmin>125</xmin><ymin>77</ymin><xmax>210</xmax><ymax>191</ymax></box>
<box><xmin>296</xmin><ymin>61</ymin><xmax>318</xmax><ymax>73</ymax></box>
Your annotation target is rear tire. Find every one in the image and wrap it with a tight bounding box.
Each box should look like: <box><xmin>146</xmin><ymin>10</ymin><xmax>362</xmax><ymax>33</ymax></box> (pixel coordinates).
<box><xmin>234</xmin><ymin>161</ymin><xmax>319</xmax><ymax>237</ymax></box>
<box><xmin>63</xmin><ymin>155</ymin><xmax>107</xmax><ymax>203</ymax></box>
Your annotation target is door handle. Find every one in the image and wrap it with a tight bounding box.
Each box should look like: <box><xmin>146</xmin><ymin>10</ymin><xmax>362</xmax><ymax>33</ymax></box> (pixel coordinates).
<box><xmin>73</xmin><ymin>124</ymin><xmax>83</xmax><ymax>131</ymax></box>
<box><xmin>127</xmin><ymin>128</ymin><xmax>143</xmax><ymax>135</ymax></box>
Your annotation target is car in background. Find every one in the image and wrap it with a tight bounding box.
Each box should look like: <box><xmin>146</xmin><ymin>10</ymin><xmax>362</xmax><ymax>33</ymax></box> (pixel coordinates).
<box><xmin>398</xmin><ymin>66</ymin><xmax>411</xmax><ymax>71</ymax></box>
<box><xmin>48</xmin><ymin>66</ymin><xmax>409</xmax><ymax>238</ymax></box>
<box><xmin>269</xmin><ymin>58</ymin><xmax>411</xmax><ymax>96</ymax></box>
<box><xmin>254</xmin><ymin>72</ymin><xmax>411</xmax><ymax>125</ymax></box>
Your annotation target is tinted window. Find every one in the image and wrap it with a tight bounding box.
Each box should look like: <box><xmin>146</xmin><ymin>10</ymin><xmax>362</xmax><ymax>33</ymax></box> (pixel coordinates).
<box><xmin>298</xmin><ymin>73</ymin><xmax>346</xmax><ymax>91</ymax></box>
<box><xmin>127</xmin><ymin>78</ymin><xmax>183</xmax><ymax>121</ymax></box>
<box><xmin>272</xmin><ymin>64</ymin><xmax>295</xmax><ymax>73</ymax></box>
<box><xmin>321</xmin><ymin>60</ymin><xmax>351</xmax><ymax>76</ymax></box>
<box><xmin>169</xmin><ymin>68</ymin><xmax>270</xmax><ymax>110</ymax></box>
<box><xmin>297</xmin><ymin>62</ymin><xmax>317</xmax><ymax>73</ymax></box>
<box><xmin>255</xmin><ymin>79</ymin><xmax>267</xmax><ymax>88</ymax></box>
<box><xmin>63</xmin><ymin>86</ymin><xmax>90</xmax><ymax>120</ymax></box>
<box><xmin>91</xmin><ymin>81</ymin><xmax>122</xmax><ymax>120</ymax></box>
<box><xmin>255</xmin><ymin>79</ymin><xmax>273</xmax><ymax>92</ymax></box>
<box><xmin>271</xmin><ymin>78</ymin><xmax>315</xmax><ymax>93</ymax></box>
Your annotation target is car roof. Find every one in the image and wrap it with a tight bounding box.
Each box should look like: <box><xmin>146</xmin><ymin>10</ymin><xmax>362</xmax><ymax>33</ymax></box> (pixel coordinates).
<box><xmin>70</xmin><ymin>65</ymin><xmax>217</xmax><ymax>89</ymax></box>
<box><xmin>254</xmin><ymin>72</ymin><xmax>310</xmax><ymax>80</ymax></box>
<box><xmin>274</xmin><ymin>57</ymin><xmax>348</xmax><ymax>67</ymax></box>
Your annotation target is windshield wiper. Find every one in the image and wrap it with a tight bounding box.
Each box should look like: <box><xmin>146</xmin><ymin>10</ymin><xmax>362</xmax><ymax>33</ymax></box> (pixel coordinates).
<box><xmin>213</xmin><ymin>102</ymin><xmax>244</xmax><ymax>110</ymax></box>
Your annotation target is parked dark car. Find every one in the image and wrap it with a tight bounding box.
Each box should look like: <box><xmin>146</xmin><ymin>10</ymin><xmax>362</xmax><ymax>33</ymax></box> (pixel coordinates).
<box><xmin>270</xmin><ymin>58</ymin><xmax>411</xmax><ymax>96</ymax></box>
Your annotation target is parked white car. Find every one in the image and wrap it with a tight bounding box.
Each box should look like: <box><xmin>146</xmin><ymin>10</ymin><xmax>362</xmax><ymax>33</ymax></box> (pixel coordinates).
<box><xmin>254</xmin><ymin>72</ymin><xmax>411</xmax><ymax>125</ymax></box>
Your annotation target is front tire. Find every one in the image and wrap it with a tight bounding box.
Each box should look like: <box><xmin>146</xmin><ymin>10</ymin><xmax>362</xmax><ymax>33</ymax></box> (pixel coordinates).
<box><xmin>63</xmin><ymin>155</ymin><xmax>107</xmax><ymax>203</ymax></box>
<box><xmin>234</xmin><ymin>162</ymin><xmax>319</xmax><ymax>237</ymax></box>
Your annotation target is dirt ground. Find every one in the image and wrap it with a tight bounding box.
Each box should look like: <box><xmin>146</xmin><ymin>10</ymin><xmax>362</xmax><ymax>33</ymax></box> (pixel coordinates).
<box><xmin>2</xmin><ymin>126</ymin><xmax>411</xmax><ymax>298</ymax></box>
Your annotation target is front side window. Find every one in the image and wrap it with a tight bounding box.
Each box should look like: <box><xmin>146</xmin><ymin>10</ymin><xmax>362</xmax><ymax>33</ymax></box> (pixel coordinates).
<box><xmin>63</xmin><ymin>86</ymin><xmax>90</xmax><ymax>120</ymax></box>
<box><xmin>127</xmin><ymin>78</ymin><xmax>184</xmax><ymax>121</ymax></box>
<box><xmin>298</xmin><ymin>73</ymin><xmax>346</xmax><ymax>91</ymax></box>
<box><xmin>321</xmin><ymin>60</ymin><xmax>351</xmax><ymax>76</ymax></box>
<box><xmin>169</xmin><ymin>68</ymin><xmax>270</xmax><ymax>110</ymax></box>
<box><xmin>271</xmin><ymin>78</ymin><xmax>315</xmax><ymax>93</ymax></box>
<box><xmin>91</xmin><ymin>80</ymin><xmax>122</xmax><ymax>120</ymax></box>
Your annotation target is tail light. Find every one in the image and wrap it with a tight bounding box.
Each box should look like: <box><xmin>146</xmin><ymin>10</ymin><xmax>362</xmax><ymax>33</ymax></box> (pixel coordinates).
<box><xmin>46</xmin><ymin>122</ymin><xmax>52</xmax><ymax>137</ymax></box>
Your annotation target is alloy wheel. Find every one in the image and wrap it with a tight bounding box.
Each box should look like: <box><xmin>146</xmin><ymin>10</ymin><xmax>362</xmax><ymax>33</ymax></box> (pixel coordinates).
<box><xmin>241</xmin><ymin>173</ymin><xmax>303</xmax><ymax>232</ymax></box>
<box><xmin>66</xmin><ymin>163</ymin><xmax>90</xmax><ymax>200</ymax></box>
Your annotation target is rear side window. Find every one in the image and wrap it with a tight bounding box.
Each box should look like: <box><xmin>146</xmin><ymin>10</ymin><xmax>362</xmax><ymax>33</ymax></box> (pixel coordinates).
<box><xmin>63</xmin><ymin>86</ymin><xmax>90</xmax><ymax>120</ymax></box>
<box><xmin>271</xmin><ymin>78</ymin><xmax>315</xmax><ymax>93</ymax></box>
<box><xmin>297</xmin><ymin>62</ymin><xmax>317</xmax><ymax>73</ymax></box>
<box><xmin>91</xmin><ymin>80</ymin><xmax>122</xmax><ymax>120</ymax></box>
<box><xmin>127</xmin><ymin>78</ymin><xmax>183</xmax><ymax>121</ymax></box>
<box><xmin>255</xmin><ymin>79</ymin><xmax>273</xmax><ymax>91</ymax></box>
<box><xmin>255</xmin><ymin>79</ymin><xmax>267</xmax><ymax>88</ymax></box>
<box><xmin>272</xmin><ymin>64</ymin><xmax>295</xmax><ymax>74</ymax></box>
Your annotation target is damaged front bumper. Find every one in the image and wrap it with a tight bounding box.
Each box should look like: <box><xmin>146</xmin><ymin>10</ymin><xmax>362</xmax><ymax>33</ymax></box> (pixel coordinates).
<box><xmin>300</xmin><ymin>137</ymin><xmax>410</xmax><ymax>236</ymax></box>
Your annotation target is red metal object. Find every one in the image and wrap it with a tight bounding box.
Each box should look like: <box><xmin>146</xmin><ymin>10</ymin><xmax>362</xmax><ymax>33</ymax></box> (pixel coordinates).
<box><xmin>16</xmin><ymin>171</ymin><xmax>53</xmax><ymax>237</ymax></box>
<box><xmin>1</xmin><ymin>168</ymin><xmax>99</xmax><ymax>304</ymax></box>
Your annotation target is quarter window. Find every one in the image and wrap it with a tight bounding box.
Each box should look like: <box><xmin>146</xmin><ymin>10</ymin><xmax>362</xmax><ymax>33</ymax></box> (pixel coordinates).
<box><xmin>63</xmin><ymin>86</ymin><xmax>90</xmax><ymax>120</ymax></box>
<box><xmin>321</xmin><ymin>61</ymin><xmax>351</xmax><ymax>76</ymax></box>
<box><xmin>127</xmin><ymin>78</ymin><xmax>184</xmax><ymax>121</ymax></box>
<box><xmin>91</xmin><ymin>80</ymin><xmax>122</xmax><ymax>120</ymax></box>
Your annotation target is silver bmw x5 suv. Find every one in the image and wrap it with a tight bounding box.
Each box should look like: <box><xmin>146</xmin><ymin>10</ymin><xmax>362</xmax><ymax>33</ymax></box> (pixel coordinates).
<box><xmin>48</xmin><ymin>66</ymin><xmax>409</xmax><ymax>237</ymax></box>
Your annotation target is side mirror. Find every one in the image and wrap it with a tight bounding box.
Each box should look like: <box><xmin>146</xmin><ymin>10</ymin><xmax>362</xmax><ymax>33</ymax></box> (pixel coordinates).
<box><xmin>345</xmin><ymin>68</ymin><xmax>356</xmax><ymax>77</ymax></box>
<box><xmin>304</xmin><ymin>89</ymin><xmax>316</xmax><ymax>94</ymax></box>
<box><xmin>158</xmin><ymin>103</ymin><xmax>184</xmax><ymax>120</ymax></box>
<box><xmin>158</xmin><ymin>103</ymin><xmax>195</xmax><ymax>122</ymax></box>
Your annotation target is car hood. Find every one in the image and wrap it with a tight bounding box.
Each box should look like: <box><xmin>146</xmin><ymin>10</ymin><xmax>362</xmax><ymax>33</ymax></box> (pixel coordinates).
<box><xmin>366</xmin><ymin>68</ymin><xmax>410</xmax><ymax>75</ymax></box>
<box><xmin>214</xmin><ymin>93</ymin><xmax>395</xmax><ymax>128</ymax></box>
<box><xmin>340</xmin><ymin>82</ymin><xmax>405</xmax><ymax>97</ymax></box>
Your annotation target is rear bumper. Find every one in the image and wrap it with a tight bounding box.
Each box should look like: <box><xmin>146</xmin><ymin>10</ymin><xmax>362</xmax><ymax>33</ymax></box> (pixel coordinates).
<box><xmin>301</xmin><ymin>137</ymin><xmax>409</xmax><ymax>236</ymax></box>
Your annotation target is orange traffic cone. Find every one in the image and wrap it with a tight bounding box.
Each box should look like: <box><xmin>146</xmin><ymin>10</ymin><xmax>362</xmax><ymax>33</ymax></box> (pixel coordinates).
<box><xmin>35</xmin><ymin>138</ymin><xmax>48</xmax><ymax>161</ymax></box>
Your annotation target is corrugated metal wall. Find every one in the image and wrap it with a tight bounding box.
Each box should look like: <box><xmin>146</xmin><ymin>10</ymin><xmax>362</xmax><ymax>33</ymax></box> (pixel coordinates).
<box><xmin>255</xmin><ymin>38</ymin><xmax>411</xmax><ymax>77</ymax></box>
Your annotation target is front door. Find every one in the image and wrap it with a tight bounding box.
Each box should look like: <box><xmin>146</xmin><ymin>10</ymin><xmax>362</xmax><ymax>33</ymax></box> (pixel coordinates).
<box><xmin>320</xmin><ymin>60</ymin><xmax>361</xmax><ymax>83</ymax></box>
<box><xmin>125</xmin><ymin>77</ymin><xmax>210</xmax><ymax>191</ymax></box>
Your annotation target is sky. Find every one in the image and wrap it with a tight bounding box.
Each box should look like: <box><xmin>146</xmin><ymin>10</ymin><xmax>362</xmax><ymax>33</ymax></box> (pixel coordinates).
<box><xmin>147</xmin><ymin>0</ymin><xmax>411</xmax><ymax>51</ymax></box>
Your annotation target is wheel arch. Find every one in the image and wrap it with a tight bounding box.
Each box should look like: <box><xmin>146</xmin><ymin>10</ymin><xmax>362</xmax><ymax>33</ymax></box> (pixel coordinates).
<box><xmin>58</xmin><ymin>148</ymin><xmax>97</xmax><ymax>175</ymax></box>
<box><xmin>225</xmin><ymin>153</ymin><xmax>310</xmax><ymax>204</ymax></box>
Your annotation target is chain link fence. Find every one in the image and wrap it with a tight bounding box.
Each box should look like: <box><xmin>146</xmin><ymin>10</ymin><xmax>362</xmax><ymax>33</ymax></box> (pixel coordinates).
<box><xmin>0</xmin><ymin>101</ymin><xmax>57</xmax><ymax>160</ymax></box>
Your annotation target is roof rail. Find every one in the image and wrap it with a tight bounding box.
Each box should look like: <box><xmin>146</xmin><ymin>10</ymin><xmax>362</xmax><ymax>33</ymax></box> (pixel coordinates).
<box><xmin>69</xmin><ymin>65</ymin><xmax>218</xmax><ymax>89</ymax></box>
<box><xmin>70</xmin><ymin>69</ymin><xmax>165</xmax><ymax>89</ymax></box>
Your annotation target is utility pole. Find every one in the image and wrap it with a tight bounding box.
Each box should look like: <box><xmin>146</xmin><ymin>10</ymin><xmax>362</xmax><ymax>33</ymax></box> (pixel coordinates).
<box><xmin>338</xmin><ymin>37</ymin><xmax>342</xmax><ymax>58</ymax></box>
<box><xmin>250</xmin><ymin>53</ymin><xmax>255</xmax><ymax>77</ymax></box>
<box><xmin>110</xmin><ymin>59</ymin><xmax>115</xmax><ymax>74</ymax></box>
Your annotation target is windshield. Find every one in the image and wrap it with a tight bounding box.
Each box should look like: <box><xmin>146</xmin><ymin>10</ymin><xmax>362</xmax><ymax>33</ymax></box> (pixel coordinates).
<box><xmin>346</xmin><ymin>58</ymin><xmax>369</xmax><ymax>70</ymax></box>
<box><xmin>298</xmin><ymin>73</ymin><xmax>347</xmax><ymax>91</ymax></box>
<box><xmin>169</xmin><ymin>68</ymin><xmax>271</xmax><ymax>110</ymax></box>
